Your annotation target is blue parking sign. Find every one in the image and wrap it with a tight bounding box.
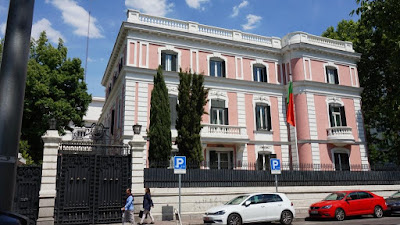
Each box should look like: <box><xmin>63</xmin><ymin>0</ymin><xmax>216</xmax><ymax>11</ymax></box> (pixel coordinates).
<box><xmin>270</xmin><ymin>158</ymin><xmax>281</xmax><ymax>174</ymax></box>
<box><xmin>174</xmin><ymin>156</ymin><xmax>186</xmax><ymax>174</ymax></box>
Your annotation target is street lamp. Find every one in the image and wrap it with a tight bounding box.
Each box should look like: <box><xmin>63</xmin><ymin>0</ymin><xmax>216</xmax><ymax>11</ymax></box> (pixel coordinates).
<box><xmin>49</xmin><ymin>118</ymin><xmax>57</xmax><ymax>130</ymax></box>
<box><xmin>132</xmin><ymin>123</ymin><xmax>142</xmax><ymax>135</ymax></box>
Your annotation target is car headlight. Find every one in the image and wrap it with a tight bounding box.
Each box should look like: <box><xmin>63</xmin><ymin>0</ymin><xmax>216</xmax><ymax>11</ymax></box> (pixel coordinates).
<box><xmin>213</xmin><ymin>210</ymin><xmax>225</xmax><ymax>215</ymax></box>
<box><xmin>321</xmin><ymin>205</ymin><xmax>332</xmax><ymax>209</ymax></box>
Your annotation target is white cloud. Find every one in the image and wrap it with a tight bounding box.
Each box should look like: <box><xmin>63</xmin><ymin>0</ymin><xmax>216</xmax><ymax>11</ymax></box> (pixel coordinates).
<box><xmin>231</xmin><ymin>0</ymin><xmax>248</xmax><ymax>17</ymax></box>
<box><xmin>0</xmin><ymin>23</ymin><xmax>5</xmax><ymax>36</ymax></box>
<box><xmin>31</xmin><ymin>18</ymin><xmax>65</xmax><ymax>44</ymax></box>
<box><xmin>125</xmin><ymin>0</ymin><xmax>174</xmax><ymax>17</ymax></box>
<box><xmin>87</xmin><ymin>57</ymin><xmax>95</xmax><ymax>63</ymax></box>
<box><xmin>185</xmin><ymin>0</ymin><xmax>209</xmax><ymax>10</ymax></box>
<box><xmin>47</xmin><ymin>0</ymin><xmax>103</xmax><ymax>38</ymax></box>
<box><xmin>242</xmin><ymin>14</ymin><xmax>262</xmax><ymax>30</ymax></box>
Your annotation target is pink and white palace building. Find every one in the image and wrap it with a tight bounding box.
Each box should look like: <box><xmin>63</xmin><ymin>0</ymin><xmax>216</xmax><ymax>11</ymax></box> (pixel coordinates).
<box><xmin>99</xmin><ymin>10</ymin><xmax>369</xmax><ymax>171</ymax></box>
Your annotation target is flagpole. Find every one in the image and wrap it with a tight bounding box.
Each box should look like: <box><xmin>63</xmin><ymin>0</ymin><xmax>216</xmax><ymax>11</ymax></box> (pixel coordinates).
<box><xmin>288</xmin><ymin>38</ymin><xmax>299</xmax><ymax>168</ymax></box>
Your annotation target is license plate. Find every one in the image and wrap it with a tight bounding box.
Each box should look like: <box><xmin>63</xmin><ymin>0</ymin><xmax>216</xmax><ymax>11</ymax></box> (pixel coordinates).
<box><xmin>310</xmin><ymin>210</ymin><xmax>318</xmax><ymax>214</ymax></box>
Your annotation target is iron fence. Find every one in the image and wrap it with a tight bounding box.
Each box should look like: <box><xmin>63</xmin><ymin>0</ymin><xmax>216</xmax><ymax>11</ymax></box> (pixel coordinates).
<box><xmin>145</xmin><ymin>161</ymin><xmax>400</xmax><ymax>188</ymax></box>
<box><xmin>144</xmin><ymin>168</ymin><xmax>400</xmax><ymax>188</ymax></box>
<box><xmin>148</xmin><ymin>161</ymin><xmax>400</xmax><ymax>171</ymax></box>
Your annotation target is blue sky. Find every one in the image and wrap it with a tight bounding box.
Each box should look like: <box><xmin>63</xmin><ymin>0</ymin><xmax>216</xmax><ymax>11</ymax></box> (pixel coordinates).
<box><xmin>0</xmin><ymin>0</ymin><xmax>359</xmax><ymax>97</ymax></box>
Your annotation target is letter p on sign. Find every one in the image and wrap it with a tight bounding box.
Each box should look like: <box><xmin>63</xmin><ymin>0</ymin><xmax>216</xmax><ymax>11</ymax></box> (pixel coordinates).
<box><xmin>270</xmin><ymin>158</ymin><xmax>281</xmax><ymax>174</ymax></box>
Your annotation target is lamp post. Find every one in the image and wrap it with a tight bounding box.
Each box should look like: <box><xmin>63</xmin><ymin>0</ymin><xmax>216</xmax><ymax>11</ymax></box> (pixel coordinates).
<box><xmin>132</xmin><ymin>124</ymin><xmax>142</xmax><ymax>135</ymax></box>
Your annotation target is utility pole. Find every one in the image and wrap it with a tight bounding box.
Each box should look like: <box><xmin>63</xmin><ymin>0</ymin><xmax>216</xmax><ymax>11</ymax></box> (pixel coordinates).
<box><xmin>0</xmin><ymin>0</ymin><xmax>35</xmax><ymax>211</ymax></box>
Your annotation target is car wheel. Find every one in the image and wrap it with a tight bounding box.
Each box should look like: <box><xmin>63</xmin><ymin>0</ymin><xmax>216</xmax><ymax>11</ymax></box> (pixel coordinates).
<box><xmin>374</xmin><ymin>206</ymin><xmax>383</xmax><ymax>218</ymax></box>
<box><xmin>280</xmin><ymin>210</ymin><xmax>293</xmax><ymax>225</ymax></box>
<box><xmin>335</xmin><ymin>208</ymin><xmax>345</xmax><ymax>221</ymax></box>
<box><xmin>227</xmin><ymin>213</ymin><xmax>242</xmax><ymax>225</ymax></box>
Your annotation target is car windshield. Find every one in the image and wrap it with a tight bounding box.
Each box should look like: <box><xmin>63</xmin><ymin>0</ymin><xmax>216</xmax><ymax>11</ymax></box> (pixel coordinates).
<box><xmin>391</xmin><ymin>191</ymin><xmax>400</xmax><ymax>198</ymax></box>
<box><xmin>324</xmin><ymin>192</ymin><xmax>346</xmax><ymax>201</ymax></box>
<box><xmin>225</xmin><ymin>195</ymin><xmax>249</xmax><ymax>205</ymax></box>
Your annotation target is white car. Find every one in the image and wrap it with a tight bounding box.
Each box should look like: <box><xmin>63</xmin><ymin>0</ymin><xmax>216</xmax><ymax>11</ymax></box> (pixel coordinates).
<box><xmin>203</xmin><ymin>193</ymin><xmax>295</xmax><ymax>225</ymax></box>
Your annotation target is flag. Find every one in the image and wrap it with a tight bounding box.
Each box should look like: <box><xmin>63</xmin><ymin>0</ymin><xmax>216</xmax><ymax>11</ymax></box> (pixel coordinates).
<box><xmin>286</xmin><ymin>81</ymin><xmax>295</xmax><ymax>126</ymax></box>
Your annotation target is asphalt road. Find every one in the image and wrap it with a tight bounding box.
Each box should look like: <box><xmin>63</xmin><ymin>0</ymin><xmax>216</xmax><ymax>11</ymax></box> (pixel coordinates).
<box><xmin>292</xmin><ymin>215</ymin><xmax>400</xmax><ymax>225</ymax></box>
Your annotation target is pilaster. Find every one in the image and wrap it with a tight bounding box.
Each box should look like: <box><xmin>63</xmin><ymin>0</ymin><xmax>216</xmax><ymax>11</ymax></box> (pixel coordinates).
<box><xmin>37</xmin><ymin>130</ymin><xmax>61</xmax><ymax>225</ymax></box>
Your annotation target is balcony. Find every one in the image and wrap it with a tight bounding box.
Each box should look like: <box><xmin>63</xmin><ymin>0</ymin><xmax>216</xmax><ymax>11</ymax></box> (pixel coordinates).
<box><xmin>327</xmin><ymin>127</ymin><xmax>355</xmax><ymax>146</ymax></box>
<box><xmin>201</xmin><ymin>124</ymin><xmax>249</xmax><ymax>143</ymax></box>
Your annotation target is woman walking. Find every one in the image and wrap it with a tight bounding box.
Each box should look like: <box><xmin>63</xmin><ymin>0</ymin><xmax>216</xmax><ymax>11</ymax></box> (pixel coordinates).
<box><xmin>139</xmin><ymin>188</ymin><xmax>154</xmax><ymax>224</ymax></box>
<box><xmin>121</xmin><ymin>188</ymin><xmax>135</xmax><ymax>225</ymax></box>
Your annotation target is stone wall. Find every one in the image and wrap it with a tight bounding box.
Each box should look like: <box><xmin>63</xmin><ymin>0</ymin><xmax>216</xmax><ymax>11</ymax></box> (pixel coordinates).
<box><xmin>137</xmin><ymin>184</ymin><xmax>400</xmax><ymax>220</ymax></box>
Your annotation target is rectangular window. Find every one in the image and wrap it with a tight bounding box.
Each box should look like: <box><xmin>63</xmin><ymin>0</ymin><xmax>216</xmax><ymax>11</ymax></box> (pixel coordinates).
<box><xmin>329</xmin><ymin>105</ymin><xmax>347</xmax><ymax>127</ymax></box>
<box><xmin>161</xmin><ymin>52</ymin><xmax>177</xmax><ymax>71</ymax></box>
<box><xmin>169</xmin><ymin>96</ymin><xmax>177</xmax><ymax>127</ymax></box>
<box><xmin>334</xmin><ymin>152</ymin><xmax>350</xmax><ymax>171</ymax></box>
<box><xmin>210</xmin><ymin>99</ymin><xmax>228</xmax><ymax>125</ymax></box>
<box><xmin>255</xmin><ymin>104</ymin><xmax>271</xmax><ymax>131</ymax></box>
<box><xmin>326</xmin><ymin>67</ymin><xmax>339</xmax><ymax>84</ymax></box>
<box><xmin>210</xmin><ymin>60</ymin><xmax>225</xmax><ymax>77</ymax></box>
<box><xmin>209</xmin><ymin>150</ymin><xmax>233</xmax><ymax>169</ymax></box>
<box><xmin>253</xmin><ymin>66</ymin><xmax>267</xmax><ymax>82</ymax></box>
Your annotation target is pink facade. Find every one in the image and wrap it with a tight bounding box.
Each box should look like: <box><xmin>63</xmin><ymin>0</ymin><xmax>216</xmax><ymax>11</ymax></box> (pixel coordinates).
<box><xmin>100</xmin><ymin>10</ymin><xmax>369</xmax><ymax>171</ymax></box>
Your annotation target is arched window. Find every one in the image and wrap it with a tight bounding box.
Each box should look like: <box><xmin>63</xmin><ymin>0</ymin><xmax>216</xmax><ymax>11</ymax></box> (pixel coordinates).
<box><xmin>161</xmin><ymin>50</ymin><xmax>178</xmax><ymax>71</ymax></box>
<box><xmin>209</xmin><ymin>57</ymin><xmax>226</xmax><ymax>77</ymax></box>
<box><xmin>325</xmin><ymin>65</ymin><xmax>339</xmax><ymax>84</ymax></box>
<box><xmin>332</xmin><ymin>148</ymin><xmax>350</xmax><ymax>171</ymax></box>
<box><xmin>328</xmin><ymin>103</ymin><xmax>347</xmax><ymax>127</ymax></box>
<box><xmin>253</xmin><ymin>64</ymin><xmax>267</xmax><ymax>82</ymax></box>
<box><xmin>255</xmin><ymin>103</ymin><xmax>271</xmax><ymax>131</ymax></box>
<box><xmin>210</xmin><ymin>99</ymin><xmax>228</xmax><ymax>125</ymax></box>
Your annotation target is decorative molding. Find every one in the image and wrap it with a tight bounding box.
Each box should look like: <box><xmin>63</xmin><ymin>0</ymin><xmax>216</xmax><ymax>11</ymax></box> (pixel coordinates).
<box><xmin>253</xmin><ymin>95</ymin><xmax>270</xmax><ymax>105</ymax></box>
<box><xmin>166</xmin><ymin>84</ymin><xmax>179</xmax><ymax>96</ymax></box>
<box><xmin>326</xmin><ymin>96</ymin><xmax>344</xmax><ymax>106</ymax></box>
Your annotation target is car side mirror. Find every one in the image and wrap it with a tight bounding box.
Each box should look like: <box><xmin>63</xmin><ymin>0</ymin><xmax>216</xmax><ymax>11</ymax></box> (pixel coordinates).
<box><xmin>346</xmin><ymin>196</ymin><xmax>352</xmax><ymax>201</ymax></box>
<box><xmin>244</xmin><ymin>201</ymin><xmax>251</xmax><ymax>207</ymax></box>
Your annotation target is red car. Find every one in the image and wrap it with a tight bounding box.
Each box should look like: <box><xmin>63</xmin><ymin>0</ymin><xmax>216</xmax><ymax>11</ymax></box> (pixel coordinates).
<box><xmin>308</xmin><ymin>190</ymin><xmax>387</xmax><ymax>221</ymax></box>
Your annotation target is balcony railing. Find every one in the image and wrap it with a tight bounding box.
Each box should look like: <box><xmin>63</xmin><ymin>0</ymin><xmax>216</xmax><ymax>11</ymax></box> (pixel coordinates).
<box><xmin>282</xmin><ymin>32</ymin><xmax>355</xmax><ymax>52</ymax></box>
<box><xmin>327</xmin><ymin>127</ymin><xmax>355</xmax><ymax>145</ymax></box>
<box><xmin>201</xmin><ymin>124</ymin><xmax>248</xmax><ymax>140</ymax></box>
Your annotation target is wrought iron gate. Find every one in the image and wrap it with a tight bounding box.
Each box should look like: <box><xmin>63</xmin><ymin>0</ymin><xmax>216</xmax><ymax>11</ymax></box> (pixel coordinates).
<box><xmin>55</xmin><ymin>142</ymin><xmax>131</xmax><ymax>224</ymax></box>
<box><xmin>13</xmin><ymin>165</ymin><xmax>42</xmax><ymax>225</ymax></box>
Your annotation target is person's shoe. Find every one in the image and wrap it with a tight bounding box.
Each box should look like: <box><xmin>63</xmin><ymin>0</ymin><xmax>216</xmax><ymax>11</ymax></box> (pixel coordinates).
<box><xmin>150</xmin><ymin>222</ymin><xmax>154</xmax><ymax>224</ymax></box>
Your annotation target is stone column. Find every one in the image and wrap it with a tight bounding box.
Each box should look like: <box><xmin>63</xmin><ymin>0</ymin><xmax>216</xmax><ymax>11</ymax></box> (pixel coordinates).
<box><xmin>37</xmin><ymin>130</ymin><xmax>62</xmax><ymax>225</ymax></box>
<box><xmin>129</xmin><ymin>135</ymin><xmax>147</xmax><ymax>212</ymax></box>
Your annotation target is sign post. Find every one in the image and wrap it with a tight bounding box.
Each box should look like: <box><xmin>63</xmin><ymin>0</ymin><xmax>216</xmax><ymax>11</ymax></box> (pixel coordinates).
<box><xmin>270</xmin><ymin>158</ymin><xmax>281</xmax><ymax>192</ymax></box>
<box><xmin>174</xmin><ymin>156</ymin><xmax>186</xmax><ymax>215</ymax></box>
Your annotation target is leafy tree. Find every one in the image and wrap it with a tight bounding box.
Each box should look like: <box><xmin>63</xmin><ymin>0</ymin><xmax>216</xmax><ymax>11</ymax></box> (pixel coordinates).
<box><xmin>19</xmin><ymin>140</ymin><xmax>34</xmax><ymax>165</ymax></box>
<box><xmin>176</xmin><ymin>71</ymin><xmax>208</xmax><ymax>167</ymax></box>
<box><xmin>22</xmin><ymin>32</ymin><xmax>91</xmax><ymax>162</ymax></box>
<box><xmin>322</xmin><ymin>0</ymin><xmax>400</xmax><ymax>164</ymax></box>
<box><xmin>148</xmin><ymin>66</ymin><xmax>172</xmax><ymax>165</ymax></box>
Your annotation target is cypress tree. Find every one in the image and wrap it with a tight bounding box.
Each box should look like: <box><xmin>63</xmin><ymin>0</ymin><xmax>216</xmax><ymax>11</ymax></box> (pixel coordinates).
<box><xmin>148</xmin><ymin>66</ymin><xmax>172</xmax><ymax>166</ymax></box>
<box><xmin>176</xmin><ymin>71</ymin><xmax>208</xmax><ymax>167</ymax></box>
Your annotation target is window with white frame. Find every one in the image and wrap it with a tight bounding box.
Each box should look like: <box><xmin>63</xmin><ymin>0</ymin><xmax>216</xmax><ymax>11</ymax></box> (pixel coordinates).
<box><xmin>169</xmin><ymin>95</ymin><xmax>178</xmax><ymax>127</ymax></box>
<box><xmin>253</xmin><ymin>65</ymin><xmax>267</xmax><ymax>82</ymax></box>
<box><xmin>161</xmin><ymin>51</ymin><xmax>177</xmax><ymax>71</ymax></box>
<box><xmin>334</xmin><ymin>152</ymin><xmax>350</xmax><ymax>171</ymax></box>
<box><xmin>255</xmin><ymin>104</ymin><xmax>271</xmax><ymax>131</ymax></box>
<box><xmin>210</xmin><ymin>99</ymin><xmax>228</xmax><ymax>125</ymax></box>
<box><xmin>326</xmin><ymin>67</ymin><xmax>339</xmax><ymax>84</ymax></box>
<box><xmin>209</xmin><ymin>58</ymin><xmax>226</xmax><ymax>77</ymax></box>
<box><xmin>329</xmin><ymin>104</ymin><xmax>347</xmax><ymax>127</ymax></box>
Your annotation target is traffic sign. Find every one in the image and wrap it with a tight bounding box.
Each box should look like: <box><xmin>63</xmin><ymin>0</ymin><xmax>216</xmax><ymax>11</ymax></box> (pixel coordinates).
<box><xmin>174</xmin><ymin>156</ymin><xmax>186</xmax><ymax>174</ymax></box>
<box><xmin>270</xmin><ymin>158</ymin><xmax>281</xmax><ymax>175</ymax></box>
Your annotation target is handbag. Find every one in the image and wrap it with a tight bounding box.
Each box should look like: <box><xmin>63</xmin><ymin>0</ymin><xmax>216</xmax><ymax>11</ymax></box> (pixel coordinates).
<box><xmin>139</xmin><ymin>210</ymin><xmax>144</xmax><ymax>218</ymax></box>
